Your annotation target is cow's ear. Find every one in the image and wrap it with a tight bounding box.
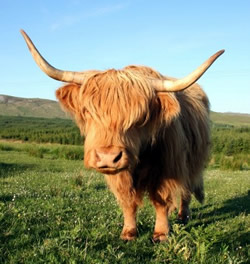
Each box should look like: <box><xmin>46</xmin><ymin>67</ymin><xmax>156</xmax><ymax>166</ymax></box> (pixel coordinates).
<box><xmin>157</xmin><ymin>93</ymin><xmax>181</xmax><ymax>123</ymax></box>
<box><xmin>56</xmin><ymin>83</ymin><xmax>81</xmax><ymax>114</ymax></box>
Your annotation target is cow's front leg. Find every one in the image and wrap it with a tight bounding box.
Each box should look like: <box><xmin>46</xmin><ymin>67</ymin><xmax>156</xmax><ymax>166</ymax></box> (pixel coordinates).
<box><xmin>152</xmin><ymin>202</ymin><xmax>169</xmax><ymax>241</ymax></box>
<box><xmin>120</xmin><ymin>202</ymin><xmax>137</xmax><ymax>240</ymax></box>
<box><xmin>105</xmin><ymin>173</ymin><xmax>138</xmax><ymax>240</ymax></box>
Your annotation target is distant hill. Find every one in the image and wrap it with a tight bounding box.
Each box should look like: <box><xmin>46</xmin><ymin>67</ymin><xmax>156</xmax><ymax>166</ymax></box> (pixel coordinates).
<box><xmin>210</xmin><ymin>111</ymin><xmax>250</xmax><ymax>126</ymax></box>
<box><xmin>0</xmin><ymin>94</ymin><xmax>68</xmax><ymax>119</ymax></box>
<box><xmin>0</xmin><ymin>94</ymin><xmax>249</xmax><ymax>125</ymax></box>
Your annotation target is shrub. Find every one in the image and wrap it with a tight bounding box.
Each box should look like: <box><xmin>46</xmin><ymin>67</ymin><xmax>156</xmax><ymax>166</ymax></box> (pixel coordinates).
<box><xmin>0</xmin><ymin>144</ymin><xmax>14</xmax><ymax>152</ymax></box>
<box><xmin>61</xmin><ymin>147</ymin><xmax>84</xmax><ymax>160</ymax></box>
<box><xmin>26</xmin><ymin>146</ymin><xmax>48</xmax><ymax>159</ymax></box>
<box><xmin>219</xmin><ymin>155</ymin><xmax>249</xmax><ymax>171</ymax></box>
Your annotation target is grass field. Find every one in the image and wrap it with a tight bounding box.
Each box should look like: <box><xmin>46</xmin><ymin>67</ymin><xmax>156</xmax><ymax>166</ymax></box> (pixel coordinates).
<box><xmin>0</xmin><ymin>141</ymin><xmax>249</xmax><ymax>263</ymax></box>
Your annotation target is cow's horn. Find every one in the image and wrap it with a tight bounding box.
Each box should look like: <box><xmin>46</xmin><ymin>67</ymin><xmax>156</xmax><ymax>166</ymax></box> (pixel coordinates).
<box><xmin>152</xmin><ymin>49</ymin><xmax>225</xmax><ymax>92</ymax></box>
<box><xmin>20</xmin><ymin>29</ymin><xmax>85</xmax><ymax>84</ymax></box>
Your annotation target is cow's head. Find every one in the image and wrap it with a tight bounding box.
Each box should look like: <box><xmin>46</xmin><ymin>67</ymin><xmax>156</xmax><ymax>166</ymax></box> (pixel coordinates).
<box><xmin>21</xmin><ymin>30</ymin><xmax>224</xmax><ymax>175</ymax></box>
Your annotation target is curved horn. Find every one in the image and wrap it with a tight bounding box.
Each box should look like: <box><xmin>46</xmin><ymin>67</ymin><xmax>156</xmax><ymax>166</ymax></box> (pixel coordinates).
<box><xmin>152</xmin><ymin>49</ymin><xmax>225</xmax><ymax>92</ymax></box>
<box><xmin>20</xmin><ymin>29</ymin><xmax>86</xmax><ymax>84</ymax></box>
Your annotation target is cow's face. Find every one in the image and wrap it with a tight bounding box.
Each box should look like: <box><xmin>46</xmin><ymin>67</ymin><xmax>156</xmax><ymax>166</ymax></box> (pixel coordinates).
<box><xmin>56</xmin><ymin>68</ymin><xmax>180</xmax><ymax>174</ymax></box>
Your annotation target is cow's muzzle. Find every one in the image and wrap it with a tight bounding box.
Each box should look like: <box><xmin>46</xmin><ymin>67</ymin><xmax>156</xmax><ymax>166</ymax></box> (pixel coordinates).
<box><xmin>89</xmin><ymin>146</ymin><xmax>129</xmax><ymax>174</ymax></box>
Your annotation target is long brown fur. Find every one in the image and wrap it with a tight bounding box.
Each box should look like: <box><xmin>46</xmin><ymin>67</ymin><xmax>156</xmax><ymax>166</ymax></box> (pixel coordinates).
<box><xmin>56</xmin><ymin>65</ymin><xmax>210</xmax><ymax>239</ymax></box>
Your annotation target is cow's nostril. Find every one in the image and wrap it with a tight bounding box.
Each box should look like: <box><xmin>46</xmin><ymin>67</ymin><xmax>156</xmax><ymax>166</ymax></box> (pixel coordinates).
<box><xmin>95</xmin><ymin>148</ymin><xmax>124</xmax><ymax>169</ymax></box>
<box><xmin>113</xmin><ymin>151</ymin><xmax>123</xmax><ymax>163</ymax></box>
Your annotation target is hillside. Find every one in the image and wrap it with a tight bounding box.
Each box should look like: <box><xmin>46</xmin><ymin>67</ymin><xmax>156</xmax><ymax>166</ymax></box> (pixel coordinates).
<box><xmin>0</xmin><ymin>94</ymin><xmax>249</xmax><ymax>125</ymax></box>
<box><xmin>210</xmin><ymin>111</ymin><xmax>250</xmax><ymax>126</ymax></box>
<box><xmin>0</xmin><ymin>94</ymin><xmax>68</xmax><ymax>119</ymax></box>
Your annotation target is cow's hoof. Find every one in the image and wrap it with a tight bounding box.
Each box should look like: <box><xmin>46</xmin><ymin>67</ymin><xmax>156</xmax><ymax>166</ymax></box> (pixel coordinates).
<box><xmin>177</xmin><ymin>214</ymin><xmax>190</xmax><ymax>225</ymax></box>
<box><xmin>120</xmin><ymin>228</ymin><xmax>137</xmax><ymax>241</ymax></box>
<box><xmin>152</xmin><ymin>232</ymin><xmax>167</xmax><ymax>242</ymax></box>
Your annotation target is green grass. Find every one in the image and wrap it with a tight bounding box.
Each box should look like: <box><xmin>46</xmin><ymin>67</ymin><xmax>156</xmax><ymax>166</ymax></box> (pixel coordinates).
<box><xmin>0</xmin><ymin>142</ymin><xmax>249</xmax><ymax>263</ymax></box>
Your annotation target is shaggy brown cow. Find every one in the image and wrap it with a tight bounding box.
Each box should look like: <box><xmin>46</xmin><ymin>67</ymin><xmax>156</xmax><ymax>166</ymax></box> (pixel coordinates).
<box><xmin>21</xmin><ymin>30</ymin><xmax>224</xmax><ymax>241</ymax></box>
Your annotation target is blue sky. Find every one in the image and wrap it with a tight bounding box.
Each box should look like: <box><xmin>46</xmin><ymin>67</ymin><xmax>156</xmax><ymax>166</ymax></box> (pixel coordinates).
<box><xmin>1</xmin><ymin>0</ymin><xmax>249</xmax><ymax>113</ymax></box>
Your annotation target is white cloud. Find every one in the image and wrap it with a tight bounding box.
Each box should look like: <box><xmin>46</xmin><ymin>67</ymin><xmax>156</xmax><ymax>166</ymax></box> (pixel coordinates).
<box><xmin>50</xmin><ymin>3</ymin><xmax>127</xmax><ymax>32</ymax></box>
<box><xmin>86</xmin><ymin>3</ymin><xmax>126</xmax><ymax>17</ymax></box>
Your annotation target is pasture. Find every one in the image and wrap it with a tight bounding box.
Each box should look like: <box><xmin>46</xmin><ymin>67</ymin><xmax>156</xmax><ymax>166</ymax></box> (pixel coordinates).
<box><xmin>0</xmin><ymin>141</ymin><xmax>249</xmax><ymax>263</ymax></box>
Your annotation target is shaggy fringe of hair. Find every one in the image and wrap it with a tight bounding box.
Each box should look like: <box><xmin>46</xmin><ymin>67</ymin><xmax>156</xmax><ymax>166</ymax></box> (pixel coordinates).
<box><xmin>80</xmin><ymin>68</ymin><xmax>157</xmax><ymax>131</ymax></box>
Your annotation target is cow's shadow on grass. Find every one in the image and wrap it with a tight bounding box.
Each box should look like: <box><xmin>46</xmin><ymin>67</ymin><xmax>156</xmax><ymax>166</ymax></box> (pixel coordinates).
<box><xmin>0</xmin><ymin>162</ymin><xmax>35</xmax><ymax>178</ymax></box>
<box><xmin>0</xmin><ymin>194</ymin><xmax>15</xmax><ymax>202</ymax></box>
<box><xmin>182</xmin><ymin>192</ymin><xmax>250</xmax><ymax>251</ymax></box>
<box><xmin>190</xmin><ymin>191</ymin><xmax>250</xmax><ymax>226</ymax></box>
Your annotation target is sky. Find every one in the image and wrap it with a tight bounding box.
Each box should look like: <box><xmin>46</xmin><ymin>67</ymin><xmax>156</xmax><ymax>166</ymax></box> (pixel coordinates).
<box><xmin>0</xmin><ymin>0</ymin><xmax>249</xmax><ymax>113</ymax></box>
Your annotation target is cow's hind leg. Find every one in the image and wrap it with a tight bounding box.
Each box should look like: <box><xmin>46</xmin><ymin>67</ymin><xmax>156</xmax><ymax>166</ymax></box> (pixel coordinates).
<box><xmin>177</xmin><ymin>176</ymin><xmax>205</xmax><ymax>224</ymax></box>
<box><xmin>178</xmin><ymin>191</ymin><xmax>191</xmax><ymax>225</ymax></box>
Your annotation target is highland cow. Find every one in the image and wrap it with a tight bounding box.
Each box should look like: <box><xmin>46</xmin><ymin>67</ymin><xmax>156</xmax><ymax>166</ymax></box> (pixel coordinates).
<box><xmin>21</xmin><ymin>30</ymin><xmax>224</xmax><ymax>241</ymax></box>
